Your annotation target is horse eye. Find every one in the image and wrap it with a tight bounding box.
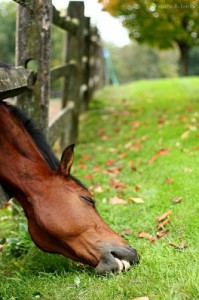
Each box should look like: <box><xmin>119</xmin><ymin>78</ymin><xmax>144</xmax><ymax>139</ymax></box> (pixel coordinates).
<box><xmin>81</xmin><ymin>196</ymin><xmax>95</xmax><ymax>207</ymax></box>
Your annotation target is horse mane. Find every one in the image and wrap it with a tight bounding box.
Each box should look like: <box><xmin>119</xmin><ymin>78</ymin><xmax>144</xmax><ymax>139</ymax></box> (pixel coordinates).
<box><xmin>0</xmin><ymin>101</ymin><xmax>87</xmax><ymax>189</ymax></box>
<box><xmin>4</xmin><ymin>102</ymin><xmax>59</xmax><ymax>171</ymax></box>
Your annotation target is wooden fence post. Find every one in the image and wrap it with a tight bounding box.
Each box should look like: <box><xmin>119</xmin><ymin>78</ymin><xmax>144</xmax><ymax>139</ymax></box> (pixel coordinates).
<box><xmin>61</xmin><ymin>1</ymin><xmax>85</xmax><ymax>146</ymax></box>
<box><xmin>15</xmin><ymin>0</ymin><xmax>52</xmax><ymax>135</ymax></box>
<box><xmin>81</xmin><ymin>16</ymin><xmax>91</xmax><ymax>112</ymax></box>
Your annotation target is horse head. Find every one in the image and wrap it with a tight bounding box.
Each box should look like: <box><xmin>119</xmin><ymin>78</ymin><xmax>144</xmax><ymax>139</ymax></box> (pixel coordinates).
<box><xmin>27</xmin><ymin>144</ymin><xmax>139</xmax><ymax>274</ymax></box>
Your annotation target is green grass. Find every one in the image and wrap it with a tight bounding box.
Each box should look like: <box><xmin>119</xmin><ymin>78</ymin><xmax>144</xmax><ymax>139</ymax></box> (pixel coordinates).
<box><xmin>1</xmin><ymin>77</ymin><xmax>199</xmax><ymax>300</ymax></box>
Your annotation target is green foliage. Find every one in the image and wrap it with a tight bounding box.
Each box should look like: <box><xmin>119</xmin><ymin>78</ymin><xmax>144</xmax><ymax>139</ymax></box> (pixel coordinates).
<box><xmin>106</xmin><ymin>42</ymin><xmax>179</xmax><ymax>83</ymax></box>
<box><xmin>102</xmin><ymin>0</ymin><xmax>199</xmax><ymax>49</ymax></box>
<box><xmin>1</xmin><ymin>77</ymin><xmax>199</xmax><ymax>299</ymax></box>
<box><xmin>0</xmin><ymin>1</ymin><xmax>17</xmax><ymax>64</ymax></box>
<box><xmin>101</xmin><ymin>0</ymin><xmax>199</xmax><ymax>75</ymax></box>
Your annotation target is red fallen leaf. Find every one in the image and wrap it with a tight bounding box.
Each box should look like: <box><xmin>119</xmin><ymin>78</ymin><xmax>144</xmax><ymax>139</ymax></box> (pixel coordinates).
<box><xmin>79</xmin><ymin>163</ymin><xmax>87</xmax><ymax>169</ymax></box>
<box><xmin>132</xmin><ymin>120</ymin><xmax>141</xmax><ymax>128</ymax></box>
<box><xmin>166</xmin><ymin>178</ymin><xmax>174</xmax><ymax>184</ymax></box>
<box><xmin>171</xmin><ymin>196</ymin><xmax>182</xmax><ymax>203</ymax></box>
<box><xmin>109</xmin><ymin>196</ymin><xmax>127</xmax><ymax>205</ymax></box>
<box><xmin>80</xmin><ymin>154</ymin><xmax>92</xmax><ymax>160</ymax></box>
<box><xmin>156</xmin><ymin>210</ymin><xmax>172</xmax><ymax>222</ymax></box>
<box><xmin>149</xmin><ymin>148</ymin><xmax>170</xmax><ymax>164</ymax></box>
<box><xmin>138</xmin><ymin>231</ymin><xmax>152</xmax><ymax>239</ymax></box>
<box><xmin>85</xmin><ymin>173</ymin><xmax>93</xmax><ymax>180</ymax></box>
<box><xmin>157</xmin><ymin>229</ymin><xmax>169</xmax><ymax>238</ymax></box>
<box><xmin>120</xmin><ymin>229</ymin><xmax>134</xmax><ymax>236</ymax></box>
<box><xmin>109</xmin><ymin>180</ymin><xmax>127</xmax><ymax>190</ymax></box>
<box><xmin>169</xmin><ymin>240</ymin><xmax>189</xmax><ymax>250</ymax></box>
<box><xmin>180</xmin><ymin>116</ymin><xmax>188</xmax><ymax>122</ymax></box>
<box><xmin>106</xmin><ymin>160</ymin><xmax>114</xmax><ymax>166</ymax></box>
<box><xmin>98</xmin><ymin>128</ymin><xmax>105</xmax><ymax>135</ymax></box>
<box><xmin>150</xmin><ymin>236</ymin><xmax>157</xmax><ymax>243</ymax></box>
<box><xmin>157</xmin><ymin>218</ymin><xmax>170</xmax><ymax>229</ymax></box>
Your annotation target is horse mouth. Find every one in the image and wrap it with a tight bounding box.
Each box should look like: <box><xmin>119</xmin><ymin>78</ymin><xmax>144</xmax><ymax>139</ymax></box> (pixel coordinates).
<box><xmin>95</xmin><ymin>245</ymin><xmax>139</xmax><ymax>275</ymax></box>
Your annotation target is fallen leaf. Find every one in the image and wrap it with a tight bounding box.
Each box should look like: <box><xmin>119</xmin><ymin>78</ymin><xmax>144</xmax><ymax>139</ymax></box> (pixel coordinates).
<box><xmin>156</xmin><ymin>210</ymin><xmax>172</xmax><ymax>222</ymax></box>
<box><xmin>80</xmin><ymin>154</ymin><xmax>92</xmax><ymax>160</ymax></box>
<box><xmin>181</xmin><ymin>130</ymin><xmax>189</xmax><ymax>139</ymax></box>
<box><xmin>149</xmin><ymin>148</ymin><xmax>170</xmax><ymax>164</ymax></box>
<box><xmin>107</xmin><ymin>165</ymin><xmax>123</xmax><ymax>177</ymax></box>
<box><xmin>157</xmin><ymin>229</ymin><xmax>169</xmax><ymax>238</ymax></box>
<box><xmin>106</xmin><ymin>160</ymin><xmax>114</xmax><ymax>166</ymax></box>
<box><xmin>157</xmin><ymin>218</ymin><xmax>170</xmax><ymax>229</ymax></box>
<box><xmin>134</xmin><ymin>185</ymin><xmax>141</xmax><ymax>191</ymax></box>
<box><xmin>138</xmin><ymin>231</ymin><xmax>152</xmax><ymax>239</ymax></box>
<box><xmin>132</xmin><ymin>120</ymin><xmax>141</xmax><ymax>128</ymax></box>
<box><xmin>180</xmin><ymin>116</ymin><xmax>188</xmax><ymax>122</ymax></box>
<box><xmin>132</xmin><ymin>297</ymin><xmax>150</xmax><ymax>300</ymax></box>
<box><xmin>85</xmin><ymin>173</ymin><xmax>93</xmax><ymax>180</ymax></box>
<box><xmin>171</xmin><ymin>196</ymin><xmax>182</xmax><ymax>203</ymax></box>
<box><xmin>74</xmin><ymin>276</ymin><xmax>81</xmax><ymax>287</ymax></box>
<box><xmin>109</xmin><ymin>196</ymin><xmax>127</xmax><ymax>205</ymax></box>
<box><xmin>166</xmin><ymin>178</ymin><xmax>174</xmax><ymax>184</ymax></box>
<box><xmin>109</xmin><ymin>180</ymin><xmax>127</xmax><ymax>191</ymax></box>
<box><xmin>118</xmin><ymin>153</ymin><xmax>128</xmax><ymax>159</ymax></box>
<box><xmin>128</xmin><ymin>197</ymin><xmax>144</xmax><ymax>204</ymax></box>
<box><xmin>169</xmin><ymin>240</ymin><xmax>189</xmax><ymax>250</ymax></box>
<box><xmin>120</xmin><ymin>229</ymin><xmax>134</xmax><ymax>236</ymax></box>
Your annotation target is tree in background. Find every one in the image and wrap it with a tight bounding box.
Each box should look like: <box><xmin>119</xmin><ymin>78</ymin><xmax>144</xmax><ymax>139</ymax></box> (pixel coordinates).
<box><xmin>106</xmin><ymin>43</ymin><xmax>179</xmax><ymax>83</ymax></box>
<box><xmin>100</xmin><ymin>0</ymin><xmax>199</xmax><ymax>76</ymax></box>
<box><xmin>0</xmin><ymin>1</ymin><xmax>16</xmax><ymax>64</ymax></box>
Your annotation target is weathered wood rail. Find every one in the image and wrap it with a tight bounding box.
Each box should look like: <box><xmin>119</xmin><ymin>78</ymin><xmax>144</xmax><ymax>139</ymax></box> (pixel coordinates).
<box><xmin>0</xmin><ymin>0</ymin><xmax>105</xmax><ymax>206</ymax></box>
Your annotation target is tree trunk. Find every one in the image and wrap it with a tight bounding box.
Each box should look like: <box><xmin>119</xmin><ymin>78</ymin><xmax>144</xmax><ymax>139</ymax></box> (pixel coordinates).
<box><xmin>178</xmin><ymin>43</ymin><xmax>190</xmax><ymax>76</ymax></box>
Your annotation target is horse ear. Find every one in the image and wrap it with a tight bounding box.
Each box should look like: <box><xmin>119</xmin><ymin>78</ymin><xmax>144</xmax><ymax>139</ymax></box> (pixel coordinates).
<box><xmin>58</xmin><ymin>144</ymin><xmax>75</xmax><ymax>176</ymax></box>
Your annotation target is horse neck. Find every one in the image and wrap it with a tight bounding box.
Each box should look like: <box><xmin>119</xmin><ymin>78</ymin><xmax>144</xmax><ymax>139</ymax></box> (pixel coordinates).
<box><xmin>0</xmin><ymin>105</ymin><xmax>52</xmax><ymax>199</ymax></box>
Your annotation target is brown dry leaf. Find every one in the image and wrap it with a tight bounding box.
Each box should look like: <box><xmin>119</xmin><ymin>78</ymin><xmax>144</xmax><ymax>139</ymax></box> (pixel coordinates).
<box><xmin>90</xmin><ymin>184</ymin><xmax>104</xmax><ymax>193</ymax></box>
<box><xmin>128</xmin><ymin>197</ymin><xmax>144</xmax><ymax>204</ymax></box>
<box><xmin>118</xmin><ymin>153</ymin><xmax>128</xmax><ymax>159</ymax></box>
<box><xmin>109</xmin><ymin>196</ymin><xmax>127</xmax><ymax>205</ymax></box>
<box><xmin>157</xmin><ymin>229</ymin><xmax>169</xmax><ymax>239</ymax></box>
<box><xmin>80</xmin><ymin>154</ymin><xmax>92</xmax><ymax>160</ymax></box>
<box><xmin>109</xmin><ymin>180</ymin><xmax>127</xmax><ymax>191</ymax></box>
<box><xmin>120</xmin><ymin>229</ymin><xmax>134</xmax><ymax>236</ymax></box>
<box><xmin>132</xmin><ymin>120</ymin><xmax>141</xmax><ymax>129</ymax></box>
<box><xmin>169</xmin><ymin>240</ymin><xmax>189</xmax><ymax>250</ymax></box>
<box><xmin>156</xmin><ymin>210</ymin><xmax>172</xmax><ymax>222</ymax></box>
<box><xmin>181</xmin><ymin>130</ymin><xmax>189</xmax><ymax>139</ymax></box>
<box><xmin>107</xmin><ymin>165</ymin><xmax>123</xmax><ymax>177</ymax></box>
<box><xmin>138</xmin><ymin>231</ymin><xmax>152</xmax><ymax>239</ymax></box>
<box><xmin>134</xmin><ymin>185</ymin><xmax>141</xmax><ymax>191</ymax></box>
<box><xmin>157</xmin><ymin>218</ymin><xmax>170</xmax><ymax>229</ymax></box>
<box><xmin>132</xmin><ymin>297</ymin><xmax>150</xmax><ymax>300</ymax></box>
<box><xmin>171</xmin><ymin>196</ymin><xmax>182</xmax><ymax>203</ymax></box>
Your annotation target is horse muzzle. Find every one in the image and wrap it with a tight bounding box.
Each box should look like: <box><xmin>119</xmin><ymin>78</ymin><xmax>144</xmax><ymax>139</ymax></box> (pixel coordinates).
<box><xmin>95</xmin><ymin>245</ymin><xmax>139</xmax><ymax>275</ymax></box>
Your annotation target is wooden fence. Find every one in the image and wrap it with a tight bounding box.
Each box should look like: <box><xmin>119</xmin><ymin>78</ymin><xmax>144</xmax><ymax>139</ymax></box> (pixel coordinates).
<box><xmin>0</xmin><ymin>0</ymin><xmax>106</xmax><ymax>206</ymax></box>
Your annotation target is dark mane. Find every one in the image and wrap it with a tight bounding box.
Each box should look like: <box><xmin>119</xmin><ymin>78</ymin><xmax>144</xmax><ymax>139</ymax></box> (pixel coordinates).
<box><xmin>1</xmin><ymin>101</ymin><xmax>87</xmax><ymax>189</ymax></box>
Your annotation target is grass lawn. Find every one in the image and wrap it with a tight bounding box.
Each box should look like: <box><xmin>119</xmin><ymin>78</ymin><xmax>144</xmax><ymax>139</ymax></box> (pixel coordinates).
<box><xmin>1</xmin><ymin>77</ymin><xmax>199</xmax><ymax>300</ymax></box>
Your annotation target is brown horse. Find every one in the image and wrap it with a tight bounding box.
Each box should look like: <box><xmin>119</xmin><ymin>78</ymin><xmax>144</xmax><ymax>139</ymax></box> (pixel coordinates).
<box><xmin>0</xmin><ymin>102</ymin><xmax>139</xmax><ymax>274</ymax></box>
